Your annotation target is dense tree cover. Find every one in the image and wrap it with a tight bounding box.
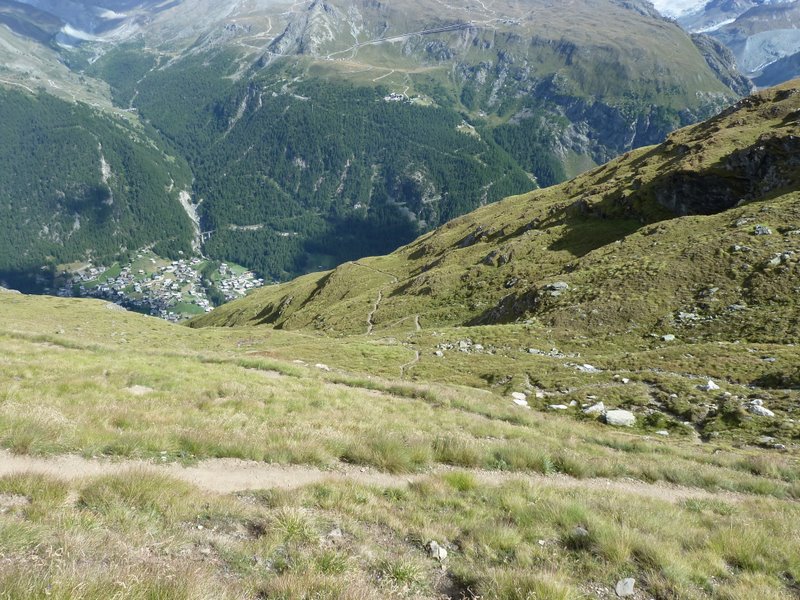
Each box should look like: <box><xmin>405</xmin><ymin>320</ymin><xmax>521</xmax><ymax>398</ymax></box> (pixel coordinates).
<box><xmin>491</xmin><ymin>109</ymin><xmax>567</xmax><ymax>187</ymax></box>
<box><xmin>87</xmin><ymin>45</ymin><xmax>158</xmax><ymax>107</ymax></box>
<box><xmin>0</xmin><ymin>89</ymin><xmax>194</xmax><ymax>281</ymax></box>
<box><xmin>2</xmin><ymin>47</ymin><xmax>572</xmax><ymax>285</ymax></box>
<box><xmin>131</xmin><ymin>55</ymin><xmax>536</xmax><ymax>279</ymax></box>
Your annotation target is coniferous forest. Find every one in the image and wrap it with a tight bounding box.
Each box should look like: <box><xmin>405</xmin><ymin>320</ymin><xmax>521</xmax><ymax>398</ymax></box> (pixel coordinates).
<box><xmin>0</xmin><ymin>88</ymin><xmax>193</xmax><ymax>290</ymax></box>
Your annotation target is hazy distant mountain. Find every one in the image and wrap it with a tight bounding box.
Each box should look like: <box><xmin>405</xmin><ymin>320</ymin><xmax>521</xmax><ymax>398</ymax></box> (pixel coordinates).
<box><xmin>655</xmin><ymin>0</ymin><xmax>800</xmax><ymax>85</ymax></box>
<box><xmin>650</xmin><ymin>0</ymin><xmax>710</xmax><ymax>19</ymax></box>
<box><xmin>10</xmin><ymin>0</ymin><xmax>170</xmax><ymax>37</ymax></box>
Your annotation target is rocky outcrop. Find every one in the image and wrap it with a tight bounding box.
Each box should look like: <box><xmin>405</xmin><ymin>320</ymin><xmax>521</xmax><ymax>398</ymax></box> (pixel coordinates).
<box><xmin>269</xmin><ymin>0</ymin><xmax>353</xmax><ymax>56</ymax></box>
<box><xmin>653</xmin><ymin>129</ymin><xmax>800</xmax><ymax>216</ymax></box>
<box><xmin>691</xmin><ymin>33</ymin><xmax>754</xmax><ymax>98</ymax></box>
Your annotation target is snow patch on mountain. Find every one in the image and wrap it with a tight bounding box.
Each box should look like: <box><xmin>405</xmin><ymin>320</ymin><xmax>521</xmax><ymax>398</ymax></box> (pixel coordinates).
<box><xmin>650</xmin><ymin>0</ymin><xmax>708</xmax><ymax>19</ymax></box>
<box><xmin>61</xmin><ymin>24</ymin><xmax>101</xmax><ymax>41</ymax></box>
<box><xmin>98</xmin><ymin>9</ymin><xmax>128</xmax><ymax>20</ymax></box>
<box><xmin>695</xmin><ymin>17</ymin><xmax>735</xmax><ymax>33</ymax></box>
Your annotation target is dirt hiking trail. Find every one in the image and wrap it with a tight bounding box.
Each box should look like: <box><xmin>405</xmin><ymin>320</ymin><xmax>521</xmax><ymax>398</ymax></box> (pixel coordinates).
<box><xmin>0</xmin><ymin>451</ymin><xmax>748</xmax><ymax>503</ymax></box>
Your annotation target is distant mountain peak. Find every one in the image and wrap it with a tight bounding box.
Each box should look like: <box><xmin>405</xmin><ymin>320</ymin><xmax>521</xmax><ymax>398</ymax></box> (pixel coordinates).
<box><xmin>671</xmin><ymin>0</ymin><xmax>800</xmax><ymax>85</ymax></box>
<box><xmin>269</xmin><ymin>0</ymin><xmax>351</xmax><ymax>56</ymax></box>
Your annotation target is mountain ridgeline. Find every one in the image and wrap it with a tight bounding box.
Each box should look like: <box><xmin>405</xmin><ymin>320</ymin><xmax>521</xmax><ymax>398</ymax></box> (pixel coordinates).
<box><xmin>191</xmin><ymin>81</ymin><xmax>800</xmax><ymax>345</ymax></box>
<box><xmin>0</xmin><ymin>0</ymin><xmax>754</xmax><ymax>285</ymax></box>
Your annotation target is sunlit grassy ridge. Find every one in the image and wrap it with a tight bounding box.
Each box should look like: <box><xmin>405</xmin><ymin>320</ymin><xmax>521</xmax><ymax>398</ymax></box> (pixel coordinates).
<box><xmin>192</xmin><ymin>81</ymin><xmax>800</xmax><ymax>341</ymax></box>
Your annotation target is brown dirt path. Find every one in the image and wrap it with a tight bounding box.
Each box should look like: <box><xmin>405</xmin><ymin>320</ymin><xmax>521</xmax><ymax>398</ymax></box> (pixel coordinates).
<box><xmin>0</xmin><ymin>451</ymin><xmax>748</xmax><ymax>503</ymax></box>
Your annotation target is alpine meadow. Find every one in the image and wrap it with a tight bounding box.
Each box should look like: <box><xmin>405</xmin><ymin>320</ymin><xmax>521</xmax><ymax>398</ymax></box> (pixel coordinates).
<box><xmin>0</xmin><ymin>1</ymin><xmax>799</xmax><ymax>600</ymax></box>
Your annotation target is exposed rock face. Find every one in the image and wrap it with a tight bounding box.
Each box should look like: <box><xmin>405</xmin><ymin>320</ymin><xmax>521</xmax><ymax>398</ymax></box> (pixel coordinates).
<box><xmin>535</xmin><ymin>76</ymin><xmax>697</xmax><ymax>167</ymax></box>
<box><xmin>269</xmin><ymin>0</ymin><xmax>353</xmax><ymax>56</ymax></box>
<box><xmin>640</xmin><ymin>90</ymin><xmax>800</xmax><ymax>215</ymax></box>
<box><xmin>654</xmin><ymin>171</ymin><xmax>744</xmax><ymax>216</ymax></box>
<box><xmin>691</xmin><ymin>33</ymin><xmax>754</xmax><ymax>98</ymax></box>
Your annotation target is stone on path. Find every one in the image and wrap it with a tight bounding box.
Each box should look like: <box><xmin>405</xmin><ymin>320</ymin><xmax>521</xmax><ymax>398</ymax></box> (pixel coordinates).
<box><xmin>699</xmin><ymin>380</ymin><xmax>720</xmax><ymax>392</ymax></box>
<box><xmin>583</xmin><ymin>402</ymin><xmax>606</xmax><ymax>416</ymax></box>
<box><xmin>615</xmin><ymin>578</ymin><xmax>636</xmax><ymax>597</ymax></box>
<box><xmin>428</xmin><ymin>541</ymin><xmax>448</xmax><ymax>561</ymax></box>
<box><xmin>511</xmin><ymin>392</ymin><xmax>529</xmax><ymax>407</ymax></box>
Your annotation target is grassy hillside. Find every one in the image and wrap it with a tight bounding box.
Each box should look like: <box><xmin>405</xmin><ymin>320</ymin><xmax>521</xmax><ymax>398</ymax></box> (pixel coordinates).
<box><xmin>192</xmin><ymin>81</ymin><xmax>800</xmax><ymax>343</ymax></box>
<box><xmin>187</xmin><ymin>81</ymin><xmax>800</xmax><ymax>449</ymax></box>
<box><xmin>0</xmin><ymin>289</ymin><xmax>798</xmax><ymax>598</ymax></box>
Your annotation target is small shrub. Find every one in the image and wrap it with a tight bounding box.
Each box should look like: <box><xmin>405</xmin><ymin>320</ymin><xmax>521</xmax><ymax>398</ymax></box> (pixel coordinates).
<box><xmin>0</xmin><ymin>473</ymin><xmax>68</xmax><ymax>508</ymax></box>
<box><xmin>553</xmin><ymin>453</ymin><xmax>589</xmax><ymax>478</ymax></box>
<box><xmin>443</xmin><ymin>471</ymin><xmax>478</xmax><ymax>492</ymax></box>
<box><xmin>376</xmin><ymin>557</ymin><xmax>424</xmax><ymax>588</ymax></box>
<box><xmin>342</xmin><ymin>436</ymin><xmax>431</xmax><ymax>473</ymax></box>
<box><xmin>259</xmin><ymin>573</ymin><xmax>372</xmax><ymax>600</ymax></box>
<box><xmin>272</xmin><ymin>508</ymin><xmax>316</xmax><ymax>543</ymax></box>
<box><xmin>432</xmin><ymin>436</ymin><xmax>482</xmax><ymax>467</ymax></box>
<box><xmin>79</xmin><ymin>470</ymin><xmax>194</xmax><ymax>521</ymax></box>
<box><xmin>315</xmin><ymin>550</ymin><xmax>349</xmax><ymax>575</ymax></box>
<box><xmin>489</xmin><ymin>442</ymin><xmax>555</xmax><ymax>474</ymax></box>
<box><xmin>482</xmin><ymin>570</ymin><xmax>577</xmax><ymax>600</ymax></box>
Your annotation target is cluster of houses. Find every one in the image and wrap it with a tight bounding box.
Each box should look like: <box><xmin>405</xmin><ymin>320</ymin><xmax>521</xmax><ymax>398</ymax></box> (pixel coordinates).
<box><xmin>216</xmin><ymin>263</ymin><xmax>265</xmax><ymax>301</ymax></box>
<box><xmin>383</xmin><ymin>92</ymin><xmax>408</xmax><ymax>102</ymax></box>
<box><xmin>56</xmin><ymin>256</ymin><xmax>265</xmax><ymax>322</ymax></box>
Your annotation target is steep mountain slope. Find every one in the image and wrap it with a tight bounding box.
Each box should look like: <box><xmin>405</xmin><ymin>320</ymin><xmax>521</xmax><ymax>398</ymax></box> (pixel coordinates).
<box><xmin>0</xmin><ymin>0</ymin><xmax>752</xmax><ymax>284</ymax></box>
<box><xmin>0</xmin><ymin>88</ymin><xmax>195</xmax><ymax>291</ymax></box>
<box><xmin>192</xmin><ymin>80</ymin><xmax>800</xmax><ymax>344</ymax></box>
<box><xmin>0</xmin><ymin>0</ymin><xmax>61</xmax><ymax>43</ymax></box>
<box><xmin>102</xmin><ymin>0</ymin><xmax>748</xmax><ymax>278</ymax></box>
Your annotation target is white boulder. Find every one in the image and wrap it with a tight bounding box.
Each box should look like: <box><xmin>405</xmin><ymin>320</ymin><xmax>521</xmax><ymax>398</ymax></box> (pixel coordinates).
<box><xmin>605</xmin><ymin>410</ymin><xmax>636</xmax><ymax>427</ymax></box>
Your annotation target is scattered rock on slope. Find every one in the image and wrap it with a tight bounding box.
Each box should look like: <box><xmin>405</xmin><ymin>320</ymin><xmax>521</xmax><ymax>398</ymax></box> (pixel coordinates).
<box><xmin>606</xmin><ymin>410</ymin><xmax>636</xmax><ymax>427</ymax></box>
<box><xmin>615</xmin><ymin>577</ymin><xmax>636</xmax><ymax>597</ymax></box>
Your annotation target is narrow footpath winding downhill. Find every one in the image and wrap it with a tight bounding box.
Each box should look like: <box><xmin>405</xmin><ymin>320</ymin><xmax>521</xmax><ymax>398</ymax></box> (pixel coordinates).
<box><xmin>352</xmin><ymin>262</ymin><xmax>399</xmax><ymax>336</ymax></box>
<box><xmin>399</xmin><ymin>349</ymin><xmax>421</xmax><ymax>378</ymax></box>
<box><xmin>366</xmin><ymin>290</ymin><xmax>382</xmax><ymax>335</ymax></box>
